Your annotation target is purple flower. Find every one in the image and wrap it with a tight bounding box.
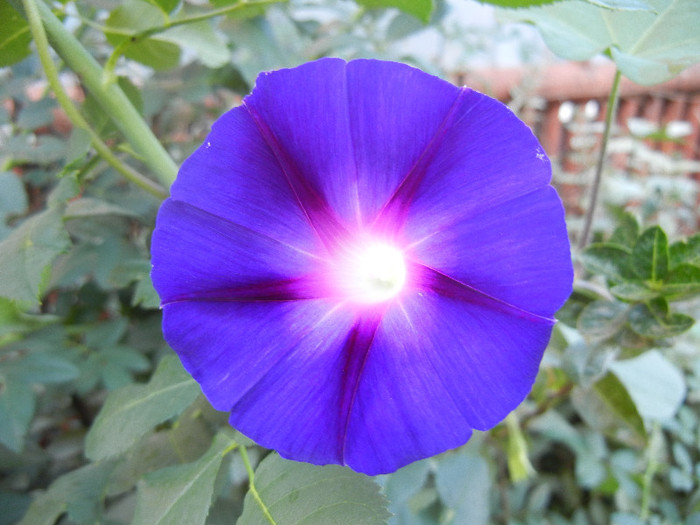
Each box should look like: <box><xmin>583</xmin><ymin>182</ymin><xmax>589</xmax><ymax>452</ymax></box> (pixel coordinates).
<box><xmin>151</xmin><ymin>58</ymin><xmax>573</xmax><ymax>475</ymax></box>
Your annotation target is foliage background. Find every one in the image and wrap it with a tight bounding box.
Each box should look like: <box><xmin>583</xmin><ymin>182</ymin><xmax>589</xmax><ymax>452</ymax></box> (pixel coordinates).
<box><xmin>1</xmin><ymin>0</ymin><xmax>700</xmax><ymax>523</ymax></box>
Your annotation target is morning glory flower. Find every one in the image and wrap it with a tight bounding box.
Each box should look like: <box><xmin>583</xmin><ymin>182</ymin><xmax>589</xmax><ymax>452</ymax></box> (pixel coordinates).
<box><xmin>150</xmin><ymin>58</ymin><xmax>573</xmax><ymax>475</ymax></box>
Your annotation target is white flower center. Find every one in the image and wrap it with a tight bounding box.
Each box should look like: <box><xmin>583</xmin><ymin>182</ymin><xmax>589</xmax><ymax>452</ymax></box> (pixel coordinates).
<box><xmin>350</xmin><ymin>243</ymin><xmax>407</xmax><ymax>303</ymax></box>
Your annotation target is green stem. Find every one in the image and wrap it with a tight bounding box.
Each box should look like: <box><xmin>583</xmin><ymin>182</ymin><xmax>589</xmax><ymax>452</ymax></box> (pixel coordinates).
<box><xmin>22</xmin><ymin>0</ymin><xmax>168</xmax><ymax>200</ymax></box>
<box><xmin>239</xmin><ymin>447</ymin><xmax>277</xmax><ymax>525</ymax></box>
<box><xmin>578</xmin><ymin>69</ymin><xmax>623</xmax><ymax>250</ymax></box>
<box><xmin>31</xmin><ymin>0</ymin><xmax>178</xmax><ymax>189</ymax></box>
<box><xmin>640</xmin><ymin>423</ymin><xmax>662</xmax><ymax>520</ymax></box>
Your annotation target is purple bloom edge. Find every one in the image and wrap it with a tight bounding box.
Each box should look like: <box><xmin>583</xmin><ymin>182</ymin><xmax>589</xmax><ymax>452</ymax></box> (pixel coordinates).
<box><xmin>151</xmin><ymin>57</ymin><xmax>573</xmax><ymax>475</ymax></box>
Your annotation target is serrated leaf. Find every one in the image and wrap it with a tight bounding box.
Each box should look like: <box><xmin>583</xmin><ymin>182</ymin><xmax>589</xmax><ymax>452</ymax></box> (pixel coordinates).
<box><xmin>632</xmin><ymin>226</ymin><xmax>669</xmax><ymax>282</ymax></box>
<box><xmin>610</xmin><ymin>350</ymin><xmax>686</xmax><ymax>421</ymax></box>
<box><xmin>132</xmin><ymin>432</ymin><xmax>236</xmax><ymax>525</ymax></box>
<box><xmin>578</xmin><ymin>300</ymin><xmax>629</xmax><ymax>339</ymax></box>
<box><xmin>356</xmin><ymin>0</ymin><xmax>434</xmax><ymax>22</ymax></box>
<box><xmin>580</xmin><ymin>244</ymin><xmax>632</xmax><ymax>282</ymax></box>
<box><xmin>19</xmin><ymin>461</ymin><xmax>117</xmax><ymax>525</ymax></box>
<box><xmin>593</xmin><ymin>372</ymin><xmax>646</xmax><ymax>440</ymax></box>
<box><xmin>0</xmin><ymin>206</ymin><xmax>71</xmax><ymax>305</ymax></box>
<box><xmin>502</xmin><ymin>0</ymin><xmax>700</xmax><ymax>85</ymax></box>
<box><xmin>0</xmin><ymin>1</ymin><xmax>32</xmax><ymax>67</ymax></box>
<box><xmin>628</xmin><ymin>298</ymin><xmax>694</xmax><ymax>337</ymax></box>
<box><xmin>85</xmin><ymin>355</ymin><xmax>200</xmax><ymax>461</ymax></box>
<box><xmin>238</xmin><ymin>453</ymin><xmax>390</xmax><ymax>525</ymax></box>
<box><xmin>610</xmin><ymin>282</ymin><xmax>658</xmax><ymax>301</ymax></box>
<box><xmin>661</xmin><ymin>263</ymin><xmax>700</xmax><ymax>299</ymax></box>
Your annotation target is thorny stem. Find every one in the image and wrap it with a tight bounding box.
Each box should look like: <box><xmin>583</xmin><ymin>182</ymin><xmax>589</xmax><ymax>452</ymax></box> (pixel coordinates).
<box><xmin>22</xmin><ymin>0</ymin><xmax>168</xmax><ymax>199</ymax></box>
<box><xmin>578</xmin><ymin>69</ymin><xmax>623</xmax><ymax>250</ymax></box>
<box><xmin>240</xmin><ymin>447</ymin><xmax>277</xmax><ymax>525</ymax></box>
<box><xmin>29</xmin><ymin>0</ymin><xmax>178</xmax><ymax>188</ymax></box>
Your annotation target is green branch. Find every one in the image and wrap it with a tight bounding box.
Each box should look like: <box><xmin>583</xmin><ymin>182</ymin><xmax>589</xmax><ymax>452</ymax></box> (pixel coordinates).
<box><xmin>22</xmin><ymin>0</ymin><xmax>168</xmax><ymax>200</ymax></box>
<box><xmin>30</xmin><ymin>0</ymin><xmax>178</xmax><ymax>189</ymax></box>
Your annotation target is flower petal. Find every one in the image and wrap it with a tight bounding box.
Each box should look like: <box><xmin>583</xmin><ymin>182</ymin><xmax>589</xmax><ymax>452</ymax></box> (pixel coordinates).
<box><xmin>244</xmin><ymin>58</ymin><xmax>461</xmax><ymax>227</ymax></box>
<box><xmin>229</xmin><ymin>308</ymin><xmax>381</xmax><ymax>467</ymax></box>
<box><xmin>407</xmin><ymin>186</ymin><xmax>572</xmax><ymax>317</ymax></box>
<box><xmin>151</xmin><ymin>199</ymin><xmax>323</xmax><ymax>303</ymax></box>
<box><xmin>162</xmin><ymin>299</ymin><xmax>354</xmax><ymax>424</ymax></box>
<box><xmin>343</xmin><ymin>291</ymin><xmax>554</xmax><ymax>474</ymax></box>
<box><xmin>396</xmin><ymin>89</ymin><xmax>553</xmax><ymax>238</ymax></box>
<box><xmin>169</xmin><ymin>105</ymin><xmax>321</xmax><ymax>254</ymax></box>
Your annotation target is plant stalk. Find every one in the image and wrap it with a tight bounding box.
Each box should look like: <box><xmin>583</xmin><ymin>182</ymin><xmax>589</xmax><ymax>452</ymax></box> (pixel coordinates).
<box><xmin>578</xmin><ymin>69</ymin><xmax>623</xmax><ymax>250</ymax></box>
<box><xmin>22</xmin><ymin>0</ymin><xmax>168</xmax><ymax>200</ymax></box>
<box><xmin>31</xmin><ymin>0</ymin><xmax>178</xmax><ymax>189</ymax></box>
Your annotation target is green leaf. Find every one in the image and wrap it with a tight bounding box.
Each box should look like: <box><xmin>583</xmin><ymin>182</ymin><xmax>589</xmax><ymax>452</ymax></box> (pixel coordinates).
<box><xmin>669</xmin><ymin>234</ymin><xmax>700</xmax><ymax>267</ymax></box>
<box><xmin>132</xmin><ymin>432</ymin><xmax>237</xmax><ymax>525</ymax></box>
<box><xmin>144</xmin><ymin>0</ymin><xmax>181</xmax><ymax>15</ymax></box>
<box><xmin>0</xmin><ymin>0</ymin><xmax>32</xmax><ymax>67</ymax></box>
<box><xmin>661</xmin><ymin>263</ymin><xmax>700</xmax><ymax>299</ymax></box>
<box><xmin>383</xmin><ymin>460</ymin><xmax>430</xmax><ymax>515</ymax></box>
<box><xmin>580</xmin><ymin>244</ymin><xmax>632</xmax><ymax>282</ymax></box>
<box><xmin>584</xmin><ymin>0</ymin><xmax>652</xmax><ymax>8</ymax></box>
<box><xmin>610</xmin><ymin>282</ymin><xmax>658</xmax><ymax>301</ymax></box>
<box><xmin>85</xmin><ymin>355</ymin><xmax>200</xmax><ymax>461</ymax></box>
<box><xmin>0</xmin><ymin>373</ymin><xmax>34</xmax><ymax>452</ymax></box>
<box><xmin>19</xmin><ymin>461</ymin><xmax>117</xmax><ymax>525</ymax></box>
<box><xmin>477</xmin><ymin>0</ymin><xmax>562</xmax><ymax>7</ymax></box>
<box><xmin>133</xmin><ymin>272</ymin><xmax>161</xmax><ymax>309</ymax></box>
<box><xmin>0</xmin><ymin>171</ymin><xmax>28</xmax><ymax>240</ymax></box>
<box><xmin>0</xmin><ymin>206</ymin><xmax>71</xmax><ymax>305</ymax></box>
<box><xmin>502</xmin><ymin>0</ymin><xmax>700</xmax><ymax>85</ymax></box>
<box><xmin>238</xmin><ymin>453</ymin><xmax>390</xmax><ymax>525</ymax></box>
<box><xmin>3</xmin><ymin>352</ymin><xmax>79</xmax><ymax>384</ymax></box>
<box><xmin>162</xmin><ymin>20</ymin><xmax>231</xmax><ymax>69</ymax></box>
<box><xmin>609</xmin><ymin>212</ymin><xmax>639</xmax><ymax>248</ymax></box>
<box><xmin>355</xmin><ymin>0</ymin><xmax>434</xmax><ymax>22</ymax></box>
<box><xmin>593</xmin><ymin>372</ymin><xmax>646</xmax><ymax>440</ymax></box>
<box><xmin>632</xmin><ymin>226</ymin><xmax>669</xmax><ymax>281</ymax></box>
<box><xmin>435</xmin><ymin>450</ymin><xmax>491</xmax><ymax>523</ymax></box>
<box><xmin>105</xmin><ymin>0</ymin><xmax>181</xmax><ymax>70</ymax></box>
<box><xmin>17</xmin><ymin>98</ymin><xmax>57</xmax><ymax>130</ymax></box>
<box><xmin>610</xmin><ymin>350</ymin><xmax>686</xmax><ymax>421</ymax></box>
<box><xmin>5</xmin><ymin>135</ymin><xmax>67</xmax><ymax>165</ymax></box>
<box><xmin>64</xmin><ymin>197</ymin><xmax>140</xmax><ymax>220</ymax></box>
<box><xmin>577</xmin><ymin>300</ymin><xmax>629</xmax><ymax>339</ymax></box>
<box><xmin>628</xmin><ymin>298</ymin><xmax>694</xmax><ymax>337</ymax></box>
